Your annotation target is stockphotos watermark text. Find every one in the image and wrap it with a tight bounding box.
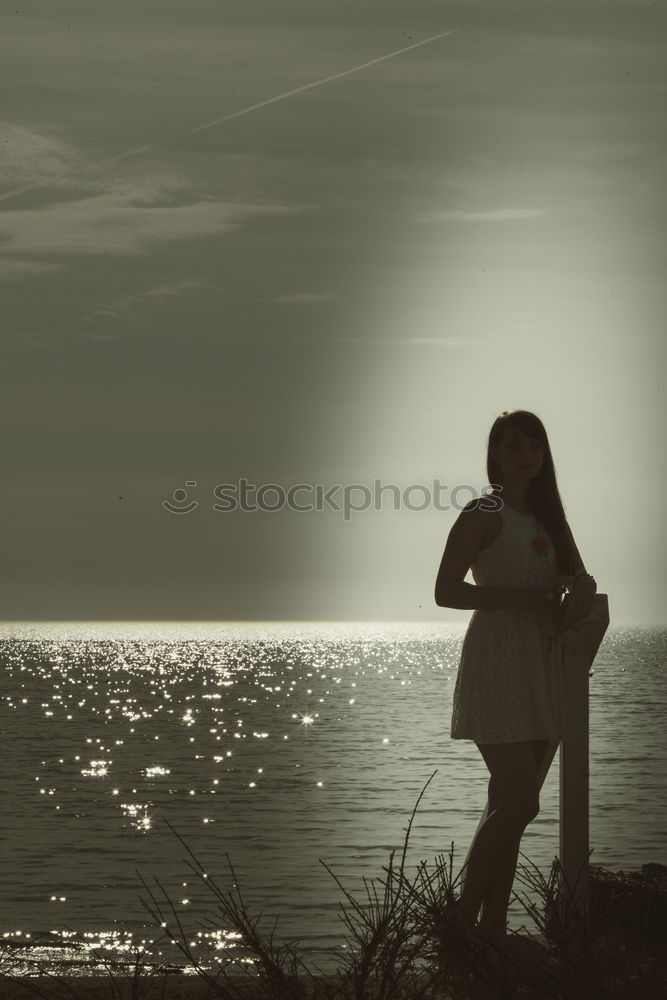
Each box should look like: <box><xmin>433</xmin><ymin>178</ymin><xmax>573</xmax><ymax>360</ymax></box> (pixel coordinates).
<box><xmin>162</xmin><ymin>480</ymin><xmax>503</xmax><ymax>522</ymax></box>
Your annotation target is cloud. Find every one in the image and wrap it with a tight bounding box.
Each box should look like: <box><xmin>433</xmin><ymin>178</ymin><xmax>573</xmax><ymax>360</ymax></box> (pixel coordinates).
<box><xmin>0</xmin><ymin>121</ymin><xmax>103</xmax><ymax>197</ymax></box>
<box><xmin>84</xmin><ymin>278</ymin><xmax>221</xmax><ymax>325</ymax></box>
<box><xmin>416</xmin><ymin>207</ymin><xmax>551</xmax><ymax>223</ymax></box>
<box><xmin>0</xmin><ymin>258</ymin><xmax>66</xmax><ymax>280</ymax></box>
<box><xmin>260</xmin><ymin>335</ymin><xmax>486</xmax><ymax>347</ymax></box>
<box><xmin>0</xmin><ymin>329</ymin><xmax>59</xmax><ymax>357</ymax></box>
<box><xmin>272</xmin><ymin>292</ymin><xmax>333</xmax><ymax>303</ymax></box>
<box><xmin>0</xmin><ymin>124</ymin><xmax>302</xmax><ymax>275</ymax></box>
<box><xmin>0</xmin><ymin>175</ymin><xmax>298</xmax><ymax>259</ymax></box>
<box><xmin>286</xmin><ymin>336</ymin><xmax>363</xmax><ymax>343</ymax></box>
<box><xmin>396</xmin><ymin>336</ymin><xmax>487</xmax><ymax>346</ymax></box>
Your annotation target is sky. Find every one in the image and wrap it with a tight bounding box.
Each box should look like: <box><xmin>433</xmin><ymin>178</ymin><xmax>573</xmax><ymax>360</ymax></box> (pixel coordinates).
<box><xmin>1</xmin><ymin>0</ymin><xmax>665</xmax><ymax>625</ymax></box>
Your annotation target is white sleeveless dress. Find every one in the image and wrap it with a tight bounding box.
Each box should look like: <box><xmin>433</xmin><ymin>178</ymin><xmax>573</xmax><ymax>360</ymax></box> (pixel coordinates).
<box><xmin>450</xmin><ymin>503</ymin><xmax>566</xmax><ymax>744</ymax></box>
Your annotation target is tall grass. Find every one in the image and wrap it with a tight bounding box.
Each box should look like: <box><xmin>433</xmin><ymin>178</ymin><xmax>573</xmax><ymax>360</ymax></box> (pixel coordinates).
<box><xmin>1</xmin><ymin>771</ymin><xmax>664</xmax><ymax>1000</ymax></box>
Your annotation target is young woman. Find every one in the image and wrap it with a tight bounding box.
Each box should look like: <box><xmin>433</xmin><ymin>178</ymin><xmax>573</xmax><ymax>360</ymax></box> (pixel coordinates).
<box><xmin>434</xmin><ymin>409</ymin><xmax>597</xmax><ymax>946</ymax></box>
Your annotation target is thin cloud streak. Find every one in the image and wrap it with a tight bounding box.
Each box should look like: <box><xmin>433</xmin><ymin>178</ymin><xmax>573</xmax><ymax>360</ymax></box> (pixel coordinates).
<box><xmin>398</xmin><ymin>336</ymin><xmax>488</xmax><ymax>346</ymax></box>
<box><xmin>417</xmin><ymin>207</ymin><xmax>551</xmax><ymax>223</ymax></box>
<box><xmin>0</xmin><ymin>259</ymin><xmax>65</xmax><ymax>280</ymax></box>
<box><xmin>273</xmin><ymin>292</ymin><xmax>333</xmax><ymax>303</ymax></box>
<box><xmin>268</xmin><ymin>336</ymin><xmax>486</xmax><ymax>347</ymax></box>
<box><xmin>84</xmin><ymin>279</ymin><xmax>220</xmax><ymax>326</ymax></box>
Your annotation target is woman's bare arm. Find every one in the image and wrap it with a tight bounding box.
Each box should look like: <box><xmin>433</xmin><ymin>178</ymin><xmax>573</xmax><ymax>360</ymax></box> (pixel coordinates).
<box><xmin>434</xmin><ymin>504</ymin><xmax>514</xmax><ymax>610</ymax></box>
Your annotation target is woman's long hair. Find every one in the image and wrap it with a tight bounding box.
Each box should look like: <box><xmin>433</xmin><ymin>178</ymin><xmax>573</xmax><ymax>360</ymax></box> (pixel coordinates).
<box><xmin>482</xmin><ymin>409</ymin><xmax>579</xmax><ymax>575</ymax></box>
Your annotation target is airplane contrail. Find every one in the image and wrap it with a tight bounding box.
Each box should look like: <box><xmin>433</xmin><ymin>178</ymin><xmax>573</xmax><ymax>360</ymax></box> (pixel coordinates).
<box><xmin>0</xmin><ymin>28</ymin><xmax>459</xmax><ymax>203</ymax></box>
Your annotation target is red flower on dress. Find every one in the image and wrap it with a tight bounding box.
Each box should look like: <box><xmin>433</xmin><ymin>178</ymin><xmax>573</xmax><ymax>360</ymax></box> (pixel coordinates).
<box><xmin>531</xmin><ymin>534</ymin><xmax>550</xmax><ymax>553</ymax></box>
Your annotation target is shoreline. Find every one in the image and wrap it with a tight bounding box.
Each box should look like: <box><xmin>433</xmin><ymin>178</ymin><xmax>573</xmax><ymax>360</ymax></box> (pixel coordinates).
<box><xmin>2</xmin><ymin>923</ymin><xmax>664</xmax><ymax>1000</ymax></box>
<box><xmin>0</xmin><ymin>970</ymin><xmax>349</xmax><ymax>1000</ymax></box>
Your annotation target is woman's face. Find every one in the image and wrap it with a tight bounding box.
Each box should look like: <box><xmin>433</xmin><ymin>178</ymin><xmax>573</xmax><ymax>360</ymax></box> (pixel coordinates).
<box><xmin>491</xmin><ymin>426</ymin><xmax>544</xmax><ymax>480</ymax></box>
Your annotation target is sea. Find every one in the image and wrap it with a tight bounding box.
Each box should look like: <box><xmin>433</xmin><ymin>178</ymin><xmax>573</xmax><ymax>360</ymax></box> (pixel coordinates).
<box><xmin>0</xmin><ymin>621</ymin><xmax>665</xmax><ymax>978</ymax></box>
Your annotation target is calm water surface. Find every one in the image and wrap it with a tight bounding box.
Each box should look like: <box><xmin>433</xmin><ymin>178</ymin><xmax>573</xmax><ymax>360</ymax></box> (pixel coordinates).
<box><xmin>1</xmin><ymin>621</ymin><xmax>665</xmax><ymax>975</ymax></box>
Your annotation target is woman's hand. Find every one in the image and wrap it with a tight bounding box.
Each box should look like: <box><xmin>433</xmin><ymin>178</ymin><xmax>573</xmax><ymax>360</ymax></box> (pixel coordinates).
<box><xmin>560</xmin><ymin>575</ymin><xmax>597</xmax><ymax>627</ymax></box>
<box><xmin>513</xmin><ymin>585</ymin><xmax>563</xmax><ymax>613</ymax></box>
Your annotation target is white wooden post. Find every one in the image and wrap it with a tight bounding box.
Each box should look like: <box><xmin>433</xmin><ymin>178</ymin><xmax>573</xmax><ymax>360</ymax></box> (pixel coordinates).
<box><xmin>459</xmin><ymin>592</ymin><xmax>609</xmax><ymax>942</ymax></box>
<box><xmin>559</xmin><ymin>593</ymin><xmax>609</xmax><ymax>936</ymax></box>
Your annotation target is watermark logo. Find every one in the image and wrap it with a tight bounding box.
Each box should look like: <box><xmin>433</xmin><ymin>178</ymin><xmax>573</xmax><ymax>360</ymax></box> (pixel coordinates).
<box><xmin>163</xmin><ymin>480</ymin><xmax>200</xmax><ymax>514</ymax></box>
<box><xmin>162</xmin><ymin>480</ymin><xmax>503</xmax><ymax>522</ymax></box>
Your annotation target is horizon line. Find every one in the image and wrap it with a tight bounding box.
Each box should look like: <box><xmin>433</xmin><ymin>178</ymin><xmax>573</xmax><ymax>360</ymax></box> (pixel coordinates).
<box><xmin>0</xmin><ymin>617</ymin><xmax>465</xmax><ymax>625</ymax></box>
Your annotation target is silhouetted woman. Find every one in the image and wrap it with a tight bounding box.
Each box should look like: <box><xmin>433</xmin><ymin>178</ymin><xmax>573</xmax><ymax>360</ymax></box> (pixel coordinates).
<box><xmin>434</xmin><ymin>409</ymin><xmax>597</xmax><ymax>945</ymax></box>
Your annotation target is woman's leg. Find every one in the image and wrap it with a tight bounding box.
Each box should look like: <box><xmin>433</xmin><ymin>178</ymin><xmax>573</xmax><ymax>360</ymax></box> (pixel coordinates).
<box><xmin>458</xmin><ymin>741</ymin><xmax>546</xmax><ymax>937</ymax></box>
<box><xmin>476</xmin><ymin>739</ymin><xmax>552</xmax><ymax>938</ymax></box>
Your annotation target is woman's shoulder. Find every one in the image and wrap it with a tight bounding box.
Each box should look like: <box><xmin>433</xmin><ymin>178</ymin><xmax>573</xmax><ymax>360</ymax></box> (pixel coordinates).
<box><xmin>458</xmin><ymin>497</ymin><xmax>502</xmax><ymax>545</ymax></box>
<box><xmin>457</xmin><ymin>497</ymin><xmax>502</xmax><ymax>552</ymax></box>
<box><xmin>459</xmin><ymin>494</ymin><xmax>502</xmax><ymax>516</ymax></box>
